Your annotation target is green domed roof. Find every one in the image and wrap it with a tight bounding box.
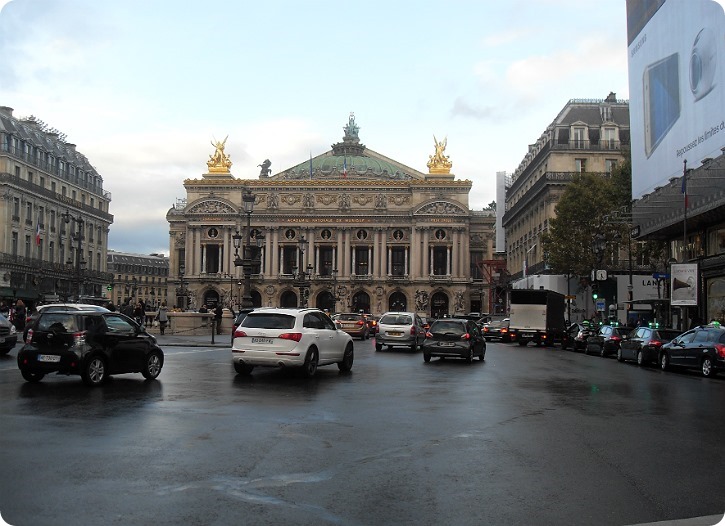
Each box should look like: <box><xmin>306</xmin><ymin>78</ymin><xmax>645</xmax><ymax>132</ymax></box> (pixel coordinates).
<box><xmin>270</xmin><ymin>113</ymin><xmax>425</xmax><ymax>181</ymax></box>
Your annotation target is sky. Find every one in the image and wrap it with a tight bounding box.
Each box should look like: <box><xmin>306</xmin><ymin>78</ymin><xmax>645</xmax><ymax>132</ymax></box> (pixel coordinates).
<box><xmin>0</xmin><ymin>0</ymin><xmax>634</xmax><ymax>256</ymax></box>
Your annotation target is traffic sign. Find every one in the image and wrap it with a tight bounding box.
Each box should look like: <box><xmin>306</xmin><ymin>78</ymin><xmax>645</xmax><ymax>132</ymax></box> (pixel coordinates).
<box><xmin>596</xmin><ymin>299</ymin><xmax>606</xmax><ymax>312</ymax></box>
<box><xmin>652</xmin><ymin>273</ymin><xmax>670</xmax><ymax>280</ymax></box>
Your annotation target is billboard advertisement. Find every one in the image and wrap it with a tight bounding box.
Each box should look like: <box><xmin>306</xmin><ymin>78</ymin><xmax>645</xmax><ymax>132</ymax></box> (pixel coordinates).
<box><xmin>671</xmin><ymin>263</ymin><xmax>699</xmax><ymax>306</ymax></box>
<box><xmin>627</xmin><ymin>0</ymin><xmax>725</xmax><ymax>199</ymax></box>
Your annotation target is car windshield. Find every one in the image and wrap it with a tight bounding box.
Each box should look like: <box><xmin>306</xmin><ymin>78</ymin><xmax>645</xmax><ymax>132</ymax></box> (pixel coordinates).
<box><xmin>242</xmin><ymin>313</ymin><xmax>296</xmax><ymax>329</ymax></box>
<box><xmin>430</xmin><ymin>321</ymin><xmax>465</xmax><ymax>335</ymax></box>
<box><xmin>37</xmin><ymin>313</ymin><xmax>79</xmax><ymax>332</ymax></box>
<box><xmin>380</xmin><ymin>314</ymin><xmax>412</xmax><ymax>325</ymax></box>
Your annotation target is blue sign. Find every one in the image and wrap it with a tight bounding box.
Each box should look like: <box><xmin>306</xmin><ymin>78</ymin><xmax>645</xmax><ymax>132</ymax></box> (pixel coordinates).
<box><xmin>652</xmin><ymin>273</ymin><xmax>670</xmax><ymax>280</ymax></box>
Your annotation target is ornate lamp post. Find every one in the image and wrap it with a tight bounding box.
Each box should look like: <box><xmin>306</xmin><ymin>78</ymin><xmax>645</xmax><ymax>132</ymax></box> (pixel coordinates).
<box><xmin>62</xmin><ymin>210</ymin><xmax>85</xmax><ymax>301</ymax></box>
<box><xmin>233</xmin><ymin>189</ymin><xmax>256</xmax><ymax>309</ymax></box>
<box><xmin>177</xmin><ymin>264</ymin><xmax>189</xmax><ymax>310</ymax></box>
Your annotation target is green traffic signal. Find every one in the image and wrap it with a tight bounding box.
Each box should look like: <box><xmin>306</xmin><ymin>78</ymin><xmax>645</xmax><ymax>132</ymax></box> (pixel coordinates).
<box><xmin>107</xmin><ymin>285</ymin><xmax>113</xmax><ymax>291</ymax></box>
<box><xmin>592</xmin><ymin>293</ymin><xmax>598</xmax><ymax>299</ymax></box>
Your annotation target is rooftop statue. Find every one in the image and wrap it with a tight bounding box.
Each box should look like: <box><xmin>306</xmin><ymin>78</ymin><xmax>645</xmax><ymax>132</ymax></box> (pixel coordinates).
<box><xmin>427</xmin><ymin>135</ymin><xmax>453</xmax><ymax>174</ymax></box>
<box><xmin>258</xmin><ymin>159</ymin><xmax>272</xmax><ymax>177</ymax></box>
<box><xmin>207</xmin><ymin>136</ymin><xmax>233</xmax><ymax>173</ymax></box>
<box><xmin>344</xmin><ymin>112</ymin><xmax>360</xmax><ymax>139</ymax></box>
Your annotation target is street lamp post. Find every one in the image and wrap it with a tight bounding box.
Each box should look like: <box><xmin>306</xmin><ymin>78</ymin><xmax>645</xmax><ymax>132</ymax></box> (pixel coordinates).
<box><xmin>292</xmin><ymin>236</ymin><xmax>312</xmax><ymax>308</ymax></box>
<box><xmin>62</xmin><ymin>211</ymin><xmax>85</xmax><ymax>302</ymax></box>
<box><xmin>177</xmin><ymin>264</ymin><xmax>188</xmax><ymax>311</ymax></box>
<box><xmin>233</xmin><ymin>189</ymin><xmax>256</xmax><ymax>309</ymax></box>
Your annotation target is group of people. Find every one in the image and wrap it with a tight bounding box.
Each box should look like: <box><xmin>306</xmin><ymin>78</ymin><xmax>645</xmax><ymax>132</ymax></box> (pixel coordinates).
<box><xmin>118</xmin><ymin>299</ymin><xmax>170</xmax><ymax>335</ymax></box>
<box><xmin>198</xmin><ymin>303</ymin><xmax>229</xmax><ymax>335</ymax></box>
<box><xmin>0</xmin><ymin>300</ymin><xmax>27</xmax><ymax>332</ymax></box>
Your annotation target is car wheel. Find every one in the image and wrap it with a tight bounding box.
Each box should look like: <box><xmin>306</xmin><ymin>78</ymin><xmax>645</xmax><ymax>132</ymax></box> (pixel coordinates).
<box><xmin>375</xmin><ymin>342</ymin><xmax>382</xmax><ymax>352</ymax></box>
<box><xmin>637</xmin><ymin>350</ymin><xmax>645</xmax><ymax>366</ymax></box>
<box><xmin>479</xmin><ymin>347</ymin><xmax>485</xmax><ymax>361</ymax></box>
<box><xmin>82</xmin><ymin>355</ymin><xmax>107</xmax><ymax>386</ymax></box>
<box><xmin>466</xmin><ymin>347</ymin><xmax>473</xmax><ymax>364</ymax></box>
<box><xmin>338</xmin><ymin>344</ymin><xmax>354</xmax><ymax>372</ymax></box>
<box><xmin>302</xmin><ymin>348</ymin><xmax>319</xmax><ymax>378</ymax></box>
<box><xmin>423</xmin><ymin>353</ymin><xmax>431</xmax><ymax>363</ymax></box>
<box><xmin>142</xmin><ymin>351</ymin><xmax>163</xmax><ymax>380</ymax></box>
<box><xmin>660</xmin><ymin>352</ymin><xmax>669</xmax><ymax>371</ymax></box>
<box><xmin>616</xmin><ymin>348</ymin><xmax>623</xmax><ymax>362</ymax></box>
<box><xmin>233</xmin><ymin>362</ymin><xmax>254</xmax><ymax>375</ymax></box>
<box><xmin>702</xmin><ymin>357</ymin><xmax>715</xmax><ymax>378</ymax></box>
<box><xmin>21</xmin><ymin>369</ymin><xmax>44</xmax><ymax>383</ymax></box>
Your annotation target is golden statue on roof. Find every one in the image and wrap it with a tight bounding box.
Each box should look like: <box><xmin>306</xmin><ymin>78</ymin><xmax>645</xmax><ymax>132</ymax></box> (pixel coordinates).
<box><xmin>427</xmin><ymin>135</ymin><xmax>452</xmax><ymax>174</ymax></box>
<box><xmin>207</xmin><ymin>136</ymin><xmax>233</xmax><ymax>173</ymax></box>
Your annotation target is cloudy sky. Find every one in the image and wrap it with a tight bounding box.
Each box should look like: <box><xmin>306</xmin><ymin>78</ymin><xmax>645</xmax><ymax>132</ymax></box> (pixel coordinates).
<box><xmin>1</xmin><ymin>0</ymin><xmax>633</xmax><ymax>256</ymax></box>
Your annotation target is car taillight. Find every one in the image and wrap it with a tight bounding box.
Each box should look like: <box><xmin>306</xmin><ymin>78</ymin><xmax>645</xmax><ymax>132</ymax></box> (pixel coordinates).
<box><xmin>73</xmin><ymin>331</ymin><xmax>87</xmax><ymax>346</ymax></box>
<box><xmin>500</xmin><ymin>327</ymin><xmax>508</xmax><ymax>334</ymax></box>
<box><xmin>234</xmin><ymin>329</ymin><xmax>247</xmax><ymax>338</ymax></box>
<box><xmin>461</xmin><ymin>333</ymin><xmax>471</xmax><ymax>340</ymax></box>
<box><xmin>279</xmin><ymin>332</ymin><xmax>303</xmax><ymax>342</ymax></box>
<box><xmin>650</xmin><ymin>340</ymin><xmax>663</xmax><ymax>348</ymax></box>
<box><xmin>25</xmin><ymin>329</ymin><xmax>33</xmax><ymax>343</ymax></box>
<box><xmin>425</xmin><ymin>332</ymin><xmax>433</xmax><ymax>339</ymax></box>
<box><xmin>410</xmin><ymin>326</ymin><xmax>416</xmax><ymax>335</ymax></box>
<box><xmin>610</xmin><ymin>336</ymin><xmax>621</xmax><ymax>342</ymax></box>
<box><xmin>715</xmin><ymin>343</ymin><xmax>725</xmax><ymax>359</ymax></box>
<box><xmin>356</xmin><ymin>320</ymin><xmax>364</xmax><ymax>326</ymax></box>
<box><xmin>483</xmin><ymin>327</ymin><xmax>490</xmax><ymax>333</ymax></box>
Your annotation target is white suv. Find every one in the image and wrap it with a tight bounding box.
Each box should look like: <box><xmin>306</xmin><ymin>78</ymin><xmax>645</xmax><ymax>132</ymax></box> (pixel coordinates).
<box><xmin>231</xmin><ymin>308</ymin><xmax>354</xmax><ymax>377</ymax></box>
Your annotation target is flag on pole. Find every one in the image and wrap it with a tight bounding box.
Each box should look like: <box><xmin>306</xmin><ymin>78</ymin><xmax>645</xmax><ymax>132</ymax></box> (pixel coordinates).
<box><xmin>342</xmin><ymin>157</ymin><xmax>347</xmax><ymax>179</ymax></box>
<box><xmin>682</xmin><ymin>160</ymin><xmax>688</xmax><ymax>209</ymax></box>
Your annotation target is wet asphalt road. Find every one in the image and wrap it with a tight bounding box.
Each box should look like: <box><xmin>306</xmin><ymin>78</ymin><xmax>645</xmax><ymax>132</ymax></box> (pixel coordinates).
<box><xmin>0</xmin><ymin>338</ymin><xmax>724</xmax><ymax>526</ymax></box>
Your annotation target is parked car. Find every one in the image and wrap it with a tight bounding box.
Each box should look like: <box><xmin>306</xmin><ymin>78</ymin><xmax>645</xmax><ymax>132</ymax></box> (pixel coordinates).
<box><xmin>585</xmin><ymin>325</ymin><xmax>628</xmax><ymax>357</ymax></box>
<box><xmin>24</xmin><ymin>303</ymin><xmax>110</xmax><ymax>341</ymax></box>
<box><xmin>660</xmin><ymin>324</ymin><xmax>725</xmax><ymax>377</ymax></box>
<box><xmin>617</xmin><ymin>327</ymin><xmax>682</xmax><ymax>366</ymax></box>
<box><xmin>17</xmin><ymin>310</ymin><xmax>163</xmax><ymax>386</ymax></box>
<box><xmin>482</xmin><ymin>318</ymin><xmax>512</xmax><ymax>342</ymax></box>
<box><xmin>0</xmin><ymin>313</ymin><xmax>18</xmax><ymax>355</ymax></box>
<box><xmin>335</xmin><ymin>312</ymin><xmax>370</xmax><ymax>340</ymax></box>
<box><xmin>422</xmin><ymin>318</ymin><xmax>486</xmax><ymax>363</ymax></box>
<box><xmin>563</xmin><ymin>322</ymin><xmax>598</xmax><ymax>352</ymax></box>
<box><xmin>231</xmin><ymin>307</ymin><xmax>354</xmax><ymax>377</ymax></box>
<box><xmin>231</xmin><ymin>308</ymin><xmax>255</xmax><ymax>344</ymax></box>
<box><xmin>375</xmin><ymin>311</ymin><xmax>426</xmax><ymax>352</ymax></box>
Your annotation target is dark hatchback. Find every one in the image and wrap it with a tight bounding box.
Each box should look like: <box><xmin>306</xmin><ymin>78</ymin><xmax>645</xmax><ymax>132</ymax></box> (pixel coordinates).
<box><xmin>617</xmin><ymin>326</ymin><xmax>682</xmax><ymax>366</ymax></box>
<box><xmin>563</xmin><ymin>322</ymin><xmax>598</xmax><ymax>352</ymax></box>
<box><xmin>18</xmin><ymin>310</ymin><xmax>164</xmax><ymax>386</ymax></box>
<box><xmin>422</xmin><ymin>318</ymin><xmax>486</xmax><ymax>363</ymax></box>
<box><xmin>585</xmin><ymin>325</ymin><xmax>628</xmax><ymax>357</ymax></box>
<box><xmin>660</xmin><ymin>325</ymin><xmax>725</xmax><ymax>377</ymax></box>
<box><xmin>482</xmin><ymin>318</ymin><xmax>513</xmax><ymax>342</ymax></box>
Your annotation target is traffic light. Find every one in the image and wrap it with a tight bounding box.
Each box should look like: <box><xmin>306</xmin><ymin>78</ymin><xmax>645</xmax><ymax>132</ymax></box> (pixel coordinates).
<box><xmin>592</xmin><ymin>283</ymin><xmax>599</xmax><ymax>300</ymax></box>
<box><xmin>107</xmin><ymin>285</ymin><xmax>113</xmax><ymax>291</ymax></box>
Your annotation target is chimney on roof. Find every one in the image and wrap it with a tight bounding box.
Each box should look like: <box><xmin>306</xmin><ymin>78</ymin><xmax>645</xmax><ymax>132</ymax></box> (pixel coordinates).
<box><xmin>65</xmin><ymin>143</ymin><xmax>76</xmax><ymax>151</ymax></box>
<box><xmin>605</xmin><ymin>92</ymin><xmax>617</xmax><ymax>102</ymax></box>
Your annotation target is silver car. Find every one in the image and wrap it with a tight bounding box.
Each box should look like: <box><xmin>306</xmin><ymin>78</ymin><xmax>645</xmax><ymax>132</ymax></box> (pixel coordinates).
<box><xmin>375</xmin><ymin>311</ymin><xmax>426</xmax><ymax>352</ymax></box>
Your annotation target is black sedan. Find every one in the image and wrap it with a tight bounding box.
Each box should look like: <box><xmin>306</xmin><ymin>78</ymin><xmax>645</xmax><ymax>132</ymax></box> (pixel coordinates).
<box><xmin>660</xmin><ymin>324</ymin><xmax>725</xmax><ymax>377</ymax></box>
<box><xmin>482</xmin><ymin>318</ymin><xmax>513</xmax><ymax>342</ymax></box>
<box><xmin>18</xmin><ymin>310</ymin><xmax>164</xmax><ymax>386</ymax></box>
<box><xmin>617</xmin><ymin>326</ymin><xmax>682</xmax><ymax>366</ymax></box>
<box><xmin>585</xmin><ymin>325</ymin><xmax>628</xmax><ymax>357</ymax></box>
<box><xmin>422</xmin><ymin>318</ymin><xmax>486</xmax><ymax>363</ymax></box>
<box><xmin>563</xmin><ymin>322</ymin><xmax>598</xmax><ymax>352</ymax></box>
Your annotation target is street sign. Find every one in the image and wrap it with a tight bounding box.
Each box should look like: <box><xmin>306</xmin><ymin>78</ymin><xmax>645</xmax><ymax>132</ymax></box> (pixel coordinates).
<box><xmin>596</xmin><ymin>299</ymin><xmax>606</xmax><ymax>312</ymax></box>
<box><xmin>652</xmin><ymin>273</ymin><xmax>670</xmax><ymax>280</ymax></box>
<box><xmin>596</xmin><ymin>270</ymin><xmax>607</xmax><ymax>281</ymax></box>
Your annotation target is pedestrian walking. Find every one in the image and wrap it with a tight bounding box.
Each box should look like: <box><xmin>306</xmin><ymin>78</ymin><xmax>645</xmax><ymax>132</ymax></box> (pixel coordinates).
<box><xmin>13</xmin><ymin>300</ymin><xmax>26</xmax><ymax>332</ymax></box>
<box><xmin>214</xmin><ymin>304</ymin><xmax>224</xmax><ymax>335</ymax></box>
<box><xmin>156</xmin><ymin>302</ymin><xmax>169</xmax><ymax>335</ymax></box>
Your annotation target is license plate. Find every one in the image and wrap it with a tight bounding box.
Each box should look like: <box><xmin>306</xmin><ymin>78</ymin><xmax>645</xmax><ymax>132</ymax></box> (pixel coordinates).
<box><xmin>251</xmin><ymin>337</ymin><xmax>273</xmax><ymax>345</ymax></box>
<box><xmin>440</xmin><ymin>342</ymin><xmax>455</xmax><ymax>347</ymax></box>
<box><xmin>388</xmin><ymin>331</ymin><xmax>403</xmax><ymax>336</ymax></box>
<box><xmin>38</xmin><ymin>354</ymin><xmax>61</xmax><ymax>363</ymax></box>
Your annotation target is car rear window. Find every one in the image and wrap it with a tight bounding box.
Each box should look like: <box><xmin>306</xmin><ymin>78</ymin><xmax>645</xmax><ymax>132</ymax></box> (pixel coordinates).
<box><xmin>339</xmin><ymin>314</ymin><xmax>361</xmax><ymax>321</ymax></box>
<box><xmin>242</xmin><ymin>313</ymin><xmax>296</xmax><ymax>329</ymax></box>
<box><xmin>380</xmin><ymin>314</ymin><xmax>412</xmax><ymax>325</ymax></box>
<box><xmin>655</xmin><ymin>330</ymin><xmax>681</xmax><ymax>341</ymax></box>
<box><xmin>37</xmin><ymin>313</ymin><xmax>78</xmax><ymax>332</ymax></box>
<box><xmin>430</xmin><ymin>321</ymin><xmax>466</xmax><ymax>334</ymax></box>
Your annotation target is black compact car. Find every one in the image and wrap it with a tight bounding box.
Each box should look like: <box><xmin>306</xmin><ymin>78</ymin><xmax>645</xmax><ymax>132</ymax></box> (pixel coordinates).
<box><xmin>660</xmin><ymin>324</ymin><xmax>725</xmax><ymax>377</ymax></box>
<box><xmin>231</xmin><ymin>308</ymin><xmax>255</xmax><ymax>344</ymax></box>
<box><xmin>482</xmin><ymin>318</ymin><xmax>512</xmax><ymax>342</ymax></box>
<box><xmin>422</xmin><ymin>318</ymin><xmax>486</xmax><ymax>363</ymax></box>
<box><xmin>585</xmin><ymin>325</ymin><xmax>628</xmax><ymax>357</ymax></box>
<box><xmin>617</xmin><ymin>327</ymin><xmax>682</xmax><ymax>366</ymax></box>
<box><xmin>18</xmin><ymin>310</ymin><xmax>164</xmax><ymax>386</ymax></box>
